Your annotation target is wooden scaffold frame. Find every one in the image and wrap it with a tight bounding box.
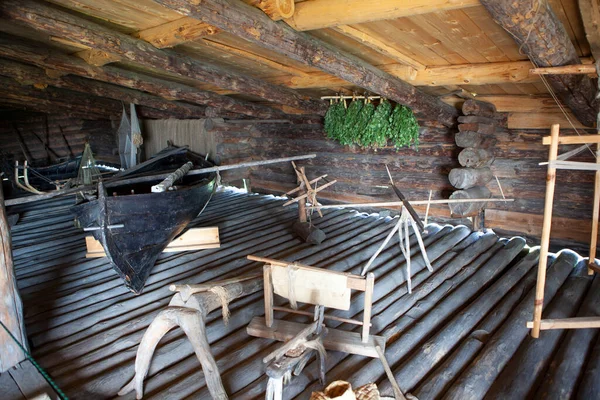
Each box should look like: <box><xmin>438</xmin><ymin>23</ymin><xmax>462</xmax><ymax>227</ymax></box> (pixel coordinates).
<box><xmin>530</xmin><ymin>124</ymin><xmax>600</xmax><ymax>338</ymax></box>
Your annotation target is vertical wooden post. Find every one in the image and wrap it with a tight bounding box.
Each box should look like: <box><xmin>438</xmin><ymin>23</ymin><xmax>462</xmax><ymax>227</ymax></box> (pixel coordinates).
<box><xmin>589</xmin><ymin>144</ymin><xmax>600</xmax><ymax>275</ymax></box>
<box><xmin>298</xmin><ymin>166</ymin><xmax>307</xmax><ymax>223</ymax></box>
<box><xmin>362</xmin><ymin>272</ymin><xmax>375</xmax><ymax>343</ymax></box>
<box><xmin>0</xmin><ymin>181</ymin><xmax>28</xmax><ymax>372</ymax></box>
<box><xmin>532</xmin><ymin>124</ymin><xmax>560</xmax><ymax>338</ymax></box>
<box><xmin>264</xmin><ymin>265</ymin><xmax>274</xmax><ymax>328</ymax></box>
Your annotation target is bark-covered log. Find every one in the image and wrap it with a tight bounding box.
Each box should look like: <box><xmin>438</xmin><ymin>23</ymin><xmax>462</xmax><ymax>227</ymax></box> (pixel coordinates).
<box><xmin>0</xmin><ymin>58</ymin><xmax>207</xmax><ymax>119</ymax></box>
<box><xmin>448</xmin><ymin>186</ymin><xmax>492</xmax><ymax>217</ymax></box>
<box><xmin>458</xmin><ymin>147</ymin><xmax>495</xmax><ymax>168</ymax></box>
<box><xmin>462</xmin><ymin>99</ymin><xmax>497</xmax><ymax>118</ymax></box>
<box><xmin>449</xmin><ymin>167</ymin><xmax>493</xmax><ymax>189</ymax></box>
<box><xmin>0</xmin><ymin>0</ymin><xmax>326</xmax><ymax>116</ymax></box>
<box><xmin>455</xmin><ymin>131</ymin><xmax>496</xmax><ymax>148</ymax></box>
<box><xmin>151</xmin><ymin>0</ymin><xmax>459</xmax><ymax>126</ymax></box>
<box><xmin>480</xmin><ymin>0</ymin><xmax>597</xmax><ymax>126</ymax></box>
<box><xmin>457</xmin><ymin>115</ymin><xmax>497</xmax><ymax>125</ymax></box>
<box><xmin>484</xmin><ymin>264</ymin><xmax>591</xmax><ymax>399</ymax></box>
<box><xmin>443</xmin><ymin>252</ymin><xmax>582</xmax><ymax>399</ymax></box>
<box><xmin>0</xmin><ymin>35</ymin><xmax>291</xmax><ymax>120</ymax></box>
<box><xmin>458</xmin><ymin>122</ymin><xmax>496</xmax><ymax>135</ymax></box>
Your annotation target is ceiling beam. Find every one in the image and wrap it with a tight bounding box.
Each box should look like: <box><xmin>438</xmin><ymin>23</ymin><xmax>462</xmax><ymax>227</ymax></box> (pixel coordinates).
<box><xmin>0</xmin><ymin>58</ymin><xmax>210</xmax><ymax>119</ymax></box>
<box><xmin>153</xmin><ymin>0</ymin><xmax>459</xmax><ymax>126</ymax></box>
<box><xmin>0</xmin><ymin>35</ymin><xmax>293</xmax><ymax>120</ymax></box>
<box><xmin>134</xmin><ymin>17</ymin><xmax>219</xmax><ymax>49</ymax></box>
<box><xmin>0</xmin><ymin>0</ymin><xmax>326</xmax><ymax>116</ymax></box>
<box><xmin>0</xmin><ymin>75</ymin><xmax>174</xmax><ymax>120</ymax></box>
<box><xmin>579</xmin><ymin>0</ymin><xmax>600</xmax><ymax>60</ymax></box>
<box><xmin>284</xmin><ymin>0</ymin><xmax>481</xmax><ymax>31</ymax></box>
<box><xmin>480</xmin><ymin>0</ymin><xmax>597</xmax><ymax>127</ymax></box>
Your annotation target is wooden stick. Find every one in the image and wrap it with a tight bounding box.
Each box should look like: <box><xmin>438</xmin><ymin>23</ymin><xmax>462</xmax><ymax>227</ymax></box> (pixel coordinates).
<box><xmin>310</xmin><ymin>198</ymin><xmax>514</xmax><ymax>210</ymax></box>
<box><xmin>590</xmin><ymin>108</ymin><xmax>600</xmax><ymax>274</ymax></box>
<box><xmin>271</xmin><ymin>306</ymin><xmax>366</xmax><ymax>326</ymax></box>
<box><xmin>107</xmin><ymin>154</ymin><xmax>318</xmax><ymax>188</ymax></box>
<box><xmin>542</xmin><ymin>135</ymin><xmax>600</xmax><ymax>145</ymax></box>
<box><xmin>386</xmin><ymin>165</ymin><xmax>424</xmax><ymax>232</ymax></box>
<box><xmin>264</xmin><ymin>265</ymin><xmax>274</xmax><ymax>328</ymax></box>
<box><xmin>526</xmin><ymin>316</ymin><xmax>600</xmax><ymax>330</ymax></box>
<box><xmin>532</xmin><ymin>124</ymin><xmax>561</xmax><ymax>338</ymax></box>
<box><xmin>424</xmin><ymin>190</ymin><xmax>432</xmax><ymax>225</ymax></box>
<box><xmin>362</xmin><ymin>273</ymin><xmax>375</xmax><ymax>343</ymax></box>
<box><xmin>262</xmin><ymin>322</ymin><xmax>318</xmax><ymax>364</ymax></box>
<box><xmin>285</xmin><ymin>174</ymin><xmax>327</xmax><ymax>196</ymax></box>
<box><xmin>375</xmin><ymin>345</ymin><xmax>407</xmax><ymax>400</ymax></box>
<box><xmin>282</xmin><ymin>180</ymin><xmax>337</xmax><ymax>206</ymax></box>
<box><xmin>361</xmin><ymin>217</ymin><xmax>403</xmax><ymax>276</ymax></box>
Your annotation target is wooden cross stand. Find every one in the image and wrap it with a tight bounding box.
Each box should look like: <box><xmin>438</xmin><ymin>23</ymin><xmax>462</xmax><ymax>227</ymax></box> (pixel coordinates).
<box><xmin>530</xmin><ymin>124</ymin><xmax>600</xmax><ymax>337</ymax></box>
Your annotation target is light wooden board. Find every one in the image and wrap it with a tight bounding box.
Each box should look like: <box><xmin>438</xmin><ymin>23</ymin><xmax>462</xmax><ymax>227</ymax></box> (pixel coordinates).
<box><xmin>526</xmin><ymin>316</ymin><xmax>600</xmax><ymax>330</ymax></box>
<box><xmin>86</xmin><ymin>227</ymin><xmax>220</xmax><ymax>258</ymax></box>
<box><xmin>270</xmin><ymin>263</ymin><xmax>351</xmax><ymax>310</ymax></box>
<box><xmin>247</xmin><ymin>317</ymin><xmax>385</xmax><ymax>358</ymax></box>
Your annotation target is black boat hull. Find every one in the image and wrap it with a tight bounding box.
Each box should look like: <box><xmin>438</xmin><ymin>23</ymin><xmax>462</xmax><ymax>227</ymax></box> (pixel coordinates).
<box><xmin>71</xmin><ymin>148</ymin><xmax>216</xmax><ymax>294</ymax></box>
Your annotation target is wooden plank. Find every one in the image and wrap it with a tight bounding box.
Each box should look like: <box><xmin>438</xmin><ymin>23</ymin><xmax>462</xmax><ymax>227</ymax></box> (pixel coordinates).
<box><xmin>532</xmin><ymin>123</ymin><xmax>561</xmax><ymax>338</ymax></box>
<box><xmin>362</xmin><ymin>273</ymin><xmax>375</xmax><ymax>343</ymax></box>
<box><xmin>152</xmin><ymin>0</ymin><xmax>459</xmax><ymax>126</ymax></box>
<box><xmin>285</xmin><ymin>0</ymin><xmax>481</xmax><ymax>31</ymax></box>
<box><xmin>264</xmin><ymin>265</ymin><xmax>273</xmax><ymax>328</ymax></box>
<box><xmin>542</xmin><ymin>134</ymin><xmax>600</xmax><ymax>145</ymax></box>
<box><xmin>526</xmin><ymin>316</ymin><xmax>600</xmax><ymax>330</ymax></box>
<box><xmin>509</xmin><ymin>112</ymin><xmax>591</xmax><ymax>130</ymax></box>
<box><xmin>8</xmin><ymin>361</ymin><xmax>57</xmax><ymax>399</ymax></box>
<box><xmin>247</xmin><ymin>317</ymin><xmax>385</xmax><ymax>358</ymax></box>
<box><xmin>85</xmin><ymin>227</ymin><xmax>220</xmax><ymax>258</ymax></box>
<box><xmin>0</xmin><ymin>371</ymin><xmax>25</xmax><ymax>400</ymax></box>
<box><xmin>590</xmin><ymin>127</ymin><xmax>600</xmax><ymax>274</ymax></box>
<box><xmin>332</xmin><ymin>25</ymin><xmax>425</xmax><ymax>70</ymax></box>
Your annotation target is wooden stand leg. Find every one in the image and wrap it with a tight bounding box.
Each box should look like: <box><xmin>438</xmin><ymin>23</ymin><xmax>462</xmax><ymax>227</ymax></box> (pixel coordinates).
<box><xmin>532</xmin><ymin>124</ymin><xmax>560</xmax><ymax>338</ymax></box>
<box><xmin>264</xmin><ymin>265</ymin><xmax>274</xmax><ymax>328</ymax></box>
<box><xmin>0</xmin><ymin>181</ymin><xmax>27</xmax><ymax>372</ymax></box>
<box><xmin>362</xmin><ymin>273</ymin><xmax>375</xmax><ymax>343</ymax></box>
<box><xmin>589</xmin><ymin>143</ymin><xmax>600</xmax><ymax>275</ymax></box>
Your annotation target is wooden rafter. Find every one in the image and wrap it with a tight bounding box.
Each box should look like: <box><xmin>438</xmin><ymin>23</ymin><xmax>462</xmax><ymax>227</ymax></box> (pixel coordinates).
<box><xmin>153</xmin><ymin>0</ymin><xmax>459</xmax><ymax>126</ymax></box>
<box><xmin>284</xmin><ymin>0</ymin><xmax>481</xmax><ymax>31</ymax></box>
<box><xmin>0</xmin><ymin>58</ymin><xmax>208</xmax><ymax>119</ymax></box>
<box><xmin>579</xmin><ymin>0</ymin><xmax>600</xmax><ymax>60</ymax></box>
<box><xmin>0</xmin><ymin>0</ymin><xmax>327</xmax><ymax>116</ymax></box>
<box><xmin>0</xmin><ymin>35</ymin><xmax>299</xmax><ymax>120</ymax></box>
<box><xmin>480</xmin><ymin>0</ymin><xmax>598</xmax><ymax>127</ymax></box>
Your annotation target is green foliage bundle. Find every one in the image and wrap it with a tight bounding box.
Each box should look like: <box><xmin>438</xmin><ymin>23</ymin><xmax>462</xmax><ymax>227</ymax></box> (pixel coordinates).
<box><xmin>324</xmin><ymin>100</ymin><xmax>346</xmax><ymax>142</ymax></box>
<box><xmin>324</xmin><ymin>98</ymin><xmax>420</xmax><ymax>150</ymax></box>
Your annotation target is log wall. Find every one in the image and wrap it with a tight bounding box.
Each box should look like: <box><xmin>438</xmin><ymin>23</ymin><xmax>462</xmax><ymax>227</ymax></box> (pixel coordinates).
<box><xmin>211</xmin><ymin>117</ymin><xmax>597</xmax><ymax>245</ymax></box>
<box><xmin>0</xmin><ymin>111</ymin><xmax>118</xmax><ymax>167</ymax></box>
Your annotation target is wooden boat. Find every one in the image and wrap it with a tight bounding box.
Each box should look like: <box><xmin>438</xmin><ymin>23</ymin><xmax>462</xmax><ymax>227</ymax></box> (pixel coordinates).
<box><xmin>71</xmin><ymin>147</ymin><xmax>217</xmax><ymax>294</ymax></box>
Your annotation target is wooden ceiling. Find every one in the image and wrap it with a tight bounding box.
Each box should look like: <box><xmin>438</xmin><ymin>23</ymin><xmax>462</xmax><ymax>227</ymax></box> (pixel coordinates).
<box><xmin>0</xmin><ymin>0</ymin><xmax>596</xmax><ymax>129</ymax></box>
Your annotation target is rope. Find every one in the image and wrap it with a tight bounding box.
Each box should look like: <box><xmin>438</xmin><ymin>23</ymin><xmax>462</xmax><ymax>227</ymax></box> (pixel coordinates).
<box><xmin>208</xmin><ymin>286</ymin><xmax>231</xmax><ymax>325</ymax></box>
<box><xmin>0</xmin><ymin>320</ymin><xmax>69</xmax><ymax>400</ymax></box>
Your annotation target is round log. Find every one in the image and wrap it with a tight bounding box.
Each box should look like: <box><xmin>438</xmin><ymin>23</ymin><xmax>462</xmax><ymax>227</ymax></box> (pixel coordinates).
<box><xmin>448</xmin><ymin>186</ymin><xmax>491</xmax><ymax>217</ymax></box>
<box><xmin>458</xmin><ymin>147</ymin><xmax>495</xmax><ymax>168</ymax></box>
<box><xmin>247</xmin><ymin>0</ymin><xmax>295</xmax><ymax>20</ymax></box>
<box><xmin>455</xmin><ymin>131</ymin><xmax>483</xmax><ymax>148</ymax></box>
<box><xmin>449</xmin><ymin>167</ymin><xmax>493</xmax><ymax>189</ymax></box>
<box><xmin>458</xmin><ymin>122</ymin><xmax>496</xmax><ymax>135</ymax></box>
<box><xmin>462</xmin><ymin>99</ymin><xmax>497</xmax><ymax>118</ymax></box>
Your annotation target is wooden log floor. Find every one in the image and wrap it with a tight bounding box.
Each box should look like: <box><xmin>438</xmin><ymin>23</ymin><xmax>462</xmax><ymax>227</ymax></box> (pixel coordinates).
<box><xmin>7</xmin><ymin>187</ymin><xmax>600</xmax><ymax>399</ymax></box>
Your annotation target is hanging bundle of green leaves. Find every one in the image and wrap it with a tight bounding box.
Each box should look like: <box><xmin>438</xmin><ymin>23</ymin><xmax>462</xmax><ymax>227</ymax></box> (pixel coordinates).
<box><xmin>387</xmin><ymin>104</ymin><xmax>420</xmax><ymax>149</ymax></box>
<box><xmin>340</xmin><ymin>99</ymin><xmax>363</xmax><ymax>145</ymax></box>
<box><xmin>354</xmin><ymin>99</ymin><xmax>376</xmax><ymax>146</ymax></box>
<box><xmin>361</xmin><ymin>99</ymin><xmax>392</xmax><ymax>148</ymax></box>
<box><xmin>324</xmin><ymin>100</ymin><xmax>346</xmax><ymax>141</ymax></box>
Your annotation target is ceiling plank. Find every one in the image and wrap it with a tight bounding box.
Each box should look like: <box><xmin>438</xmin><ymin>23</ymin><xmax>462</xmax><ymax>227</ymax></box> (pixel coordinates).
<box><xmin>153</xmin><ymin>0</ymin><xmax>459</xmax><ymax>126</ymax></box>
<box><xmin>480</xmin><ymin>0</ymin><xmax>597</xmax><ymax>127</ymax></box>
<box><xmin>0</xmin><ymin>57</ymin><xmax>209</xmax><ymax>119</ymax></box>
<box><xmin>332</xmin><ymin>25</ymin><xmax>425</xmax><ymax>70</ymax></box>
<box><xmin>0</xmin><ymin>35</ymin><xmax>293</xmax><ymax>120</ymax></box>
<box><xmin>285</xmin><ymin>0</ymin><xmax>481</xmax><ymax>31</ymax></box>
<box><xmin>0</xmin><ymin>0</ymin><xmax>326</xmax><ymax>116</ymax></box>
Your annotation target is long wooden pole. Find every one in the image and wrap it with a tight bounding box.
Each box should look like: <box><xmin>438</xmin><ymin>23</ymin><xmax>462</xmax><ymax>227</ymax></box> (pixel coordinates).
<box><xmin>5</xmin><ymin>154</ymin><xmax>317</xmax><ymax>207</ymax></box>
<box><xmin>0</xmin><ymin>179</ymin><xmax>28</xmax><ymax>372</ymax></box>
<box><xmin>589</xmin><ymin>61</ymin><xmax>600</xmax><ymax>275</ymax></box>
<box><xmin>532</xmin><ymin>124</ymin><xmax>561</xmax><ymax>338</ymax></box>
<box><xmin>310</xmin><ymin>198</ymin><xmax>514</xmax><ymax>210</ymax></box>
